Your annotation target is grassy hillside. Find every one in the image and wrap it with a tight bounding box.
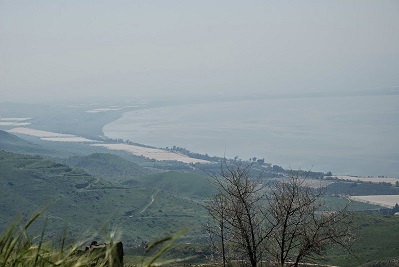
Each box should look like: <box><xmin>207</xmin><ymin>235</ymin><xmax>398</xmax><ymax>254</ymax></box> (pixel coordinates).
<box><xmin>0</xmin><ymin>130</ymin><xmax>52</xmax><ymax>155</ymax></box>
<box><xmin>321</xmin><ymin>213</ymin><xmax>399</xmax><ymax>267</ymax></box>
<box><xmin>62</xmin><ymin>153</ymin><xmax>158</xmax><ymax>182</ymax></box>
<box><xmin>4</xmin><ymin>150</ymin><xmax>399</xmax><ymax>266</ymax></box>
<box><xmin>126</xmin><ymin>171</ymin><xmax>216</xmax><ymax>199</ymax></box>
<box><xmin>0</xmin><ymin>150</ymin><xmax>207</xmax><ymax>245</ymax></box>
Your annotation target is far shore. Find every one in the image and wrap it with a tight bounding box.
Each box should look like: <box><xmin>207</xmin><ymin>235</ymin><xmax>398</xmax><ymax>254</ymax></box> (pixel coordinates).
<box><xmin>349</xmin><ymin>195</ymin><xmax>399</xmax><ymax>208</ymax></box>
<box><xmin>330</xmin><ymin>175</ymin><xmax>399</xmax><ymax>185</ymax></box>
<box><xmin>91</xmin><ymin>143</ymin><xmax>211</xmax><ymax>164</ymax></box>
<box><xmin>5</xmin><ymin>126</ymin><xmax>211</xmax><ymax>164</ymax></box>
<box><xmin>7</xmin><ymin>127</ymin><xmax>98</xmax><ymax>143</ymax></box>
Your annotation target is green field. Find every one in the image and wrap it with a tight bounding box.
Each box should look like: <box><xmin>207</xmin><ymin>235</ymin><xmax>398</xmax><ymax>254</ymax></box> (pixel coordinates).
<box><xmin>321</xmin><ymin>213</ymin><xmax>399</xmax><ymax>267</ymax></box>
<box><xmin>130</xmin><ymin>171</ymin><xmax>216</xmax><ymax>199</ymax></box>
<box><xmin>61</xmin><ymin>153</ymin><xmax>158</xmax><ymax>182</ymax></box>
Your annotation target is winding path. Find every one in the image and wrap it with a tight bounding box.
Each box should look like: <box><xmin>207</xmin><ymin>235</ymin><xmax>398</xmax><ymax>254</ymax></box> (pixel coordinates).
<box><xmin>140</xmin><ymin>189</ymin><xmax>160</xmax><ymax>213</ymax></box>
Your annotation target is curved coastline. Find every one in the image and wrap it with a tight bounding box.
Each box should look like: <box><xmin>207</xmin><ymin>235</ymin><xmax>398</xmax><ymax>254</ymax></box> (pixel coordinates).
<box><xmin>100</xmin><ymin>95</ymin><xmax>399</xmax><ymax>176</ymax></box>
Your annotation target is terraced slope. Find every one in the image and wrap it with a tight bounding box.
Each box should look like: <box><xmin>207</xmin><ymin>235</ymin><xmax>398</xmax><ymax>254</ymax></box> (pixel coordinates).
<box><xmin>62</xmin><ymin>153</ymin><xmax>157</xmax><ymax>182</ymax></box>
<box><xmin>125</xmin><ymin>170</ymin><xmax>216</xmax><ymax>198</ymax></box>
<box><xmin>0</xmin><ymin>150</ymin><xmax>206</xmax><ymax>245</ymax></box>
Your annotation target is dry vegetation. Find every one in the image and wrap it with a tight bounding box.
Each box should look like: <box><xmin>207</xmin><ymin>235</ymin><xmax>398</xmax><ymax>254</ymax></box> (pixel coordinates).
<box><xmin>40</xmin><ymin>137</ymin><xmax>97</xmax><ymax>142</ymax></box>
<box><xmin>7</xmin><ymin>127</ymin><xmax>96</xmax><ymax>142</ymax></box>
<box><xmin>86</xmin><ymin>106</ymin><xmax>123</xmax><ymax>113</ymax></box>
<box><xmin>8</xmin><ymin>127</ymin><xmax>75</xmax><ymax>137</ymax></box>
<box><xmin>0</xmin><ymin>117</ymin><xmax>32</xmax><ymax>126</ymax></box>
<box><xmin>91</xmin><ymin>143</ymin><xmax>211</xmax><ymax>164</ymax></box>
<box><xmin>349</xmin><ymin>195</ymin><xmax>399</xmax><ymax>208</ymax></box>
<box><xmin>333</xmin><ymin>175</ymin><xmax>399</xmax><ymax>185</ymax></box>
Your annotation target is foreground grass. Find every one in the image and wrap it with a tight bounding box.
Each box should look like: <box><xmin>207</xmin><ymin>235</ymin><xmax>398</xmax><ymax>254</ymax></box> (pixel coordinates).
<box><xmin>3</xmin><ymin>208</ymin><xmax>399</xmax><ymax>266</ymax></box>
<box><xmin>0</xmin><ymin>211</ymin><xmax>188</xmax><ymax>267</ymax></box>
<box><xmin>0</xmin><ymin>212</ymin><xmax>125</xmax><ymax>267</ymax></box>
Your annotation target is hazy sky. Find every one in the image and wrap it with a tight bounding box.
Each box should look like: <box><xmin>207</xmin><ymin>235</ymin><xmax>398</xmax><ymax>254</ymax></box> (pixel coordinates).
<box><xmin>1</xmin><ymin>1</ymin><xmax>399</xmax><ymax>102</ymax></box>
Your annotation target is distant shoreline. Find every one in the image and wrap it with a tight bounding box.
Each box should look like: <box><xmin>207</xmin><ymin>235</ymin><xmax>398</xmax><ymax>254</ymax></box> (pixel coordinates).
<box><xmin>91</xmin><ymin>143</ymin><xmax>212</xmax><ymax>164</ymax></box>
<box><xmin>101</xmin><ymin>95</ymin><xmax>399</xmax><ymax>177</ymax></box>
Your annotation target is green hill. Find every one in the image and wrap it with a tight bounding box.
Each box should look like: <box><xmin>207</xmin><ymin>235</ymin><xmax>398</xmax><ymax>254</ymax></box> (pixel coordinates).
<box><xmin>0</xmin><ymin>130</ymin><xmax>51</xmax><ymax>155</ymax></box>
<box><xmin>322</xmin><ymin>212</ymin><xmax>399</xmax><ymax>267</ymax></box>
<box><xmin>127</xmin><ymin>171</ymin><xmax>216</xmax><ymax>198</ymax></box>
<box><xmin>4</xmin><ymin>141</ymin><xmax>399</xmax><ymax>266</ymax></box>
<box><xmin>0</xmin><ymin>150</ymin><xmax>207</xmax><ymax>245</ymax></box>
<box><xmin>62</xmin><ymin>153</ymin><xmax>157</xmax><ymax>182</ymax></box>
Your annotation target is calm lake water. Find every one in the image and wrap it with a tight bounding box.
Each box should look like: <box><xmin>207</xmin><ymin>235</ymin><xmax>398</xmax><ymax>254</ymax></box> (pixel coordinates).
<box><xmin>103</xmin><ymin>95</ymin><xmax>399</xmax><ymax>176</ymax></box>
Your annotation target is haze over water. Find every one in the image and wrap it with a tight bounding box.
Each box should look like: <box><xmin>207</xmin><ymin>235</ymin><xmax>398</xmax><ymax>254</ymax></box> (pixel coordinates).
<box><xmin>104</xmin><ymin>94</ymin><xmax>399</xmax><ymax>177</ymax></box>
<box><xmin>1</xmin><ymin>1</ymin><xmax>397</xmax><ymax>176</ymax></box>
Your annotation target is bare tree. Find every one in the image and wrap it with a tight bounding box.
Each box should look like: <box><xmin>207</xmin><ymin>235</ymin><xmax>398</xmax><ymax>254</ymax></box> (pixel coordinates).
<box><xmin>206</xmin><ymin>193</ymin><xmax>229</xmax><ymax>267</ymax></box>
<box><xmin>206</xmin><ymin>163</ymin><xmax>353</xmax><ymax>267</ymax></box>
<box><xmin>266</xmin><ymin>175</ymin><xmax>352</xmax><ymax>267</ymax></box>
<box><xmin>205</xmin><ymin>161</ymin><xmax>271</xmax><ymax>267</ymax></box>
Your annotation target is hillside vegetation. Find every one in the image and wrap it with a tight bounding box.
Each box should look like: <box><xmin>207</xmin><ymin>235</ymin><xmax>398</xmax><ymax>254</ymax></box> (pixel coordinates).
<box><xmin>62</xmin><ymin>153</ymin><xmax>157</xmax><ymax>182</ymax></box>
<box><xmin>0</xmin><ymin>130</ymin><xmax>52</xmax><ymax>155</ymax></box>
<box><xmin>3</xmin><ymin>128</ymin><xmax>399</xmax><ymax>266</ymax></box>
<box><xmin>126</xmin><ymin>171</ymin><xmax>216</xmax><ymax>198</ymax></box>
<box><xmin>0</xmin><ymin>150</ymin><xmax>207</xmax><ymax>245</ymax></box>
<box><xmin>322</xmin><ymin>213</ymin><xmax>399</xmax><ymax>267</ymax></box>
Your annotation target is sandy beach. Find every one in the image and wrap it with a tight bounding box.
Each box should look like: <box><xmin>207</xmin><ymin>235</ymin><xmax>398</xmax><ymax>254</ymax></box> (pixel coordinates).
<box><xmin>333</xmin><ymin>175</ymin><xmax>399</xmax><ymax>185</ymax></box>
<box><xmin>7</xmin><ymin>127</ymin><xmax>97</xmax><ymax>143</ymax></box>
<box><xmin>91</xmin><ymin>143</ymin><xmax>211</xmax><ymax>164</ymax></box>
<box><xmin>349</xmin><ymin>195</ymin><xmax>399</xmax><ymax>208</ymax></box>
